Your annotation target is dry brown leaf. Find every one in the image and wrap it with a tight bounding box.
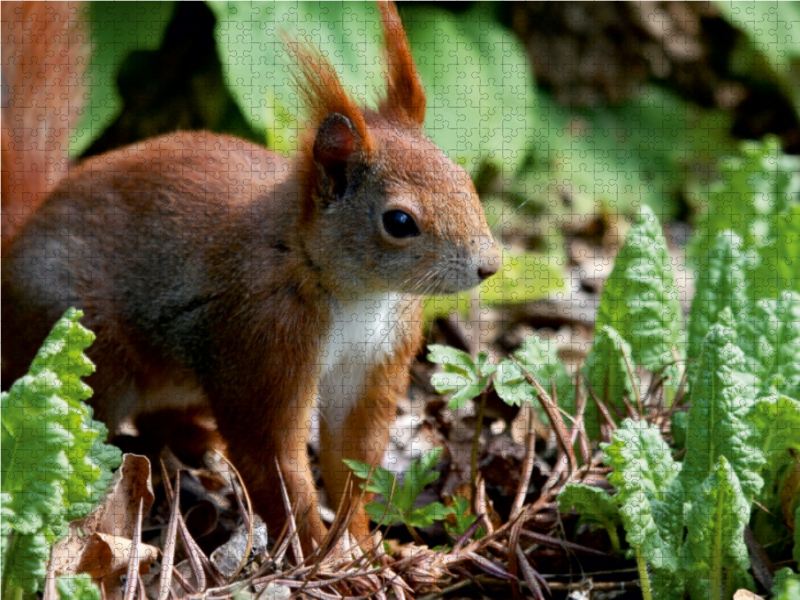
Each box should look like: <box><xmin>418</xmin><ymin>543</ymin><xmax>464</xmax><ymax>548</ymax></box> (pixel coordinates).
<box><xmin>50</xmin><ymin>454</ymin><xmax>157</xmax><ymax>595</ymax></box>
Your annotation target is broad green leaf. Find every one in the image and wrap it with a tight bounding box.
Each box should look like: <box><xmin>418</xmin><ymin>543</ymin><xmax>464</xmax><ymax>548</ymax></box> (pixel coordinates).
<box><xmin>681</xmin><ymin>309</ymin><xmax>764</xmax><ymax>502</ymax></box>
<box><xmin>597</xmin><ymin>205</ymin><xmax>685</xmax><ymax>392</ymax></box>
<box><xmin>557</xmin><ymin>484</ymin><xmax>621</xmax><ymax>553</ymax></box>
<box><xmin>402</xmin><ymin>4</ymin><xmax>536</xmax><ymax>175</ymax></box>
<box><xmin>603</xmin><ymin>419</ymin><xmax>682</xmax><ymax>572</ymax></box>
<box><xmin>479</xmin><ymin>248</ymin><xmax>565</xmax><ymax>307</ymax></box>
<box><xmin>682</xmin><ymin>457</ymin><xmax>753</xmax><ymax>600</ymax></box>
<box><xmin>71</xmin><ymin>3</ymin><xmax>176</xmax><ymax>155</ymax></box>
<box><xmin>423</xmin><ymin>248</ymin><xmax>565</xmax><ymax>320</ymax></box>
<box><xmin>687</xmin><ymin>232</ymin><xmax>751</xmax><ymax>361</ymax></box>
<box><xmin>582</xmin><ymin>325</ymin><xmax>639</xmax><ymax>439</ymax></box>
<box><xmin>209</xmin><ymin>2</ymin><xmax>384</xmax><ymax>153</ymax></box>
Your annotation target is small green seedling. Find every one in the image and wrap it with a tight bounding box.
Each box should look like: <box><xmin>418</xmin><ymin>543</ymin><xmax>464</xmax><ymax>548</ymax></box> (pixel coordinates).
<box><xmin>345</xmin><ymin>448</ymin><xmax>453</xmax><ymax>543</ymax></box>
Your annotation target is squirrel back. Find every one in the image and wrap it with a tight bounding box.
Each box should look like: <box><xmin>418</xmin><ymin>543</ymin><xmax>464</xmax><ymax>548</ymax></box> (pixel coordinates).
<box><xmin>2</xmin><ymin>1</ymin><xmax>500</xmax><ymax>550</ymax></box>
<box><xmin>1</xmin><ymin>2</ymin><xmax>88</xmax><ymax>254</ymax></box>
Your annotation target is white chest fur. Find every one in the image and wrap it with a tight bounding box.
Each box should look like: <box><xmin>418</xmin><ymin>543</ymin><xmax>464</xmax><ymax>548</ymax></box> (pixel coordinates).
<box><xmin>317</xmin><ymin>292</ymin><xmax>404</xmax><ymax>430</ymax></box>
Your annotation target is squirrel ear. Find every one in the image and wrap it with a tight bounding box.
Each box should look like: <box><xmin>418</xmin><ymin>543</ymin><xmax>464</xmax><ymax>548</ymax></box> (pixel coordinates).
<box><xmin>313</xmin><ymin>113</ymin><xmax>361</xmax><ymax>201</ymax></box>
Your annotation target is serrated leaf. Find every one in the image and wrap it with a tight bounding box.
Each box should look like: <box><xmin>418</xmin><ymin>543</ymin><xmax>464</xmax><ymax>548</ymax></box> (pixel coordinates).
<box><xmin>597</xmin><ymin>205</ymin><xmax>685</xmax><ymax>392</ymax></box>
<box><xmin>682</xmin><ymin>457</ymin><xmax>753</xmax><ymax>600</ymax></box>
<box><xmin>582</xmin><ymin>325</ymin><xmax>640</xmax><ymax>439</ymax></box>
<box><xmin>738</xmin><ymin>292</ymin><xmax>800</xmax><ymax>400</ymax></box>
<box><xmin>687</xmin><ymin>232</ymin><xmax>751</xmax><ymax>361</ymax></box>
<box><xmin>1</xmin><ymin>309</ymin><xmax>121</xmax><ymax>593</ymax></box>
<box><xmin>2</xmin><ymin>532</ymin><xmax>50</xmax><ymax>593</ymax></box>
<box><xmin>603</xmin><ymin>419</ymin><xmax>682</xmax><ymax>572</ymax></box>
<box><xmin>682</xmin><ymin>308</ymin><xmax>765</xmax><ymax>502</ymax></box>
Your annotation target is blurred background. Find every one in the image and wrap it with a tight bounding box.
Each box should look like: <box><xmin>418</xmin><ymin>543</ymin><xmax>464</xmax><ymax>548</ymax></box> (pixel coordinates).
<box><xmin>67</xmin><ymin>1</ymin><xmax>800</xmax><ymax>316</ymax></box>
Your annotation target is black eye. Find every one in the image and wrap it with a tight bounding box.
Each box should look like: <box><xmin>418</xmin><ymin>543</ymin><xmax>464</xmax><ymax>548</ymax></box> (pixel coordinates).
<box><xmin>382</xmin><ymin>210</ymin><xmax>420</xmax><ymax>238</ymax></box>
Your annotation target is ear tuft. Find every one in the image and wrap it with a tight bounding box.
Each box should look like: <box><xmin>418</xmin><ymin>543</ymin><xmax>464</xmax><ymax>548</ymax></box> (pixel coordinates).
<box><xmin>378</xmin><ymin>1</ymin><xmax>426</xmax><ymax>126</ymax></box>
<box><xmin>313</xmin><ymin>113</ymin><xmax>360</xmax><ymax>201</ymax></box>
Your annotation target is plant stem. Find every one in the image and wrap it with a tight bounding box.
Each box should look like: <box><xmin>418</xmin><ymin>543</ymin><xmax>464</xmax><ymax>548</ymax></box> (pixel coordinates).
<box><xmin>470</xmin><ymin>388</ymin><xmax>488</xmax><ymax>498</ymax></box>
<box><xmin>404</xmin><ymin>522</ymin><xmax>426</xmax><ymax>546</ymax></box>
<box><xmin>635</xmin><ymin>546</ymin><xmax>653</xmax><ymax>600</ymax></box>
<box><xmin>606</xmin><ymin>524</ymin><xmax>622</xmax><ymax>556</ymax></box>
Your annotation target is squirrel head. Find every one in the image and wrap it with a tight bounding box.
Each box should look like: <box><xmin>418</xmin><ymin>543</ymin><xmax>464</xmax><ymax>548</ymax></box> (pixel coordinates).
<box><xmin>290</xmin><ymin>1</ymin><xmax>500</xmax><ymax>296</ymax></box>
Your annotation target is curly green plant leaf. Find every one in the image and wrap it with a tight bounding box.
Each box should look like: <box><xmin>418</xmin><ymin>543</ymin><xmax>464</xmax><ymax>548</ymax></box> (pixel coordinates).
<box><xmin>682</xmin><ymin>457</ymin><xmax>753</xmax><ymax>600</ymax></box>
<box><xmin>603</xmin><ymin>419</ymin><xmax>683</xmax><ymax>573</ymax></box>
<box><xmin>597</xmin><ymin>205</ymin><xmax>685</xmax><ymax>396</ymax></box>
<box><xmin>1</xmin><ymin>308</ymin><xmax>121</xmax><ymax>593</ymax></box>
<box><xmin>582</xmin><ymin>325</ymin><xmax>640</xmax><ymax>439</ymax></box>
<box><xmin>681</xmin><ymin>308</ymin><xmax>764</xmax><ymax>502</ymax></box>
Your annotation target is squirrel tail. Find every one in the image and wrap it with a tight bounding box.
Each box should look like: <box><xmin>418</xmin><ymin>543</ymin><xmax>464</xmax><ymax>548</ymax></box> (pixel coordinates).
<box><xmin>1</xmin><ymin>2</ymin><xmax>88</xmax><ymax>253</ymax></box>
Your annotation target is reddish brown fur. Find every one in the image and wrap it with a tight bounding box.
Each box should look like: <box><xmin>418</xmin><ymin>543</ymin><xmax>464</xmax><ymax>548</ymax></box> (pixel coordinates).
<box><xmin>378</xmin><ymin>2</ymin><xmax>426</xmax><ymax>126</ymax></box>
<box><xmin>1</xmin><ymin>2</ymin><xmax>87</xmax><ymax>254</ymax></box>
<box><xmin>2</xmin><ymin>1</ymin><xmax>500</xmax><ymax>552</ymax></box>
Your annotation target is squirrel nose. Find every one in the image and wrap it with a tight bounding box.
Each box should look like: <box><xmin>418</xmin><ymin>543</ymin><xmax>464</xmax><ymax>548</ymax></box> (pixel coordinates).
<box><xmin>478</xmin><ymin>262</ymin><xmax>499</xmax><ymax>281</ymax></box>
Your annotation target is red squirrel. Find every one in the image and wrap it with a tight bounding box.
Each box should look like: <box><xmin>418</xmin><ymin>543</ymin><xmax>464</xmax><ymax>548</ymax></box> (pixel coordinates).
<box><xmin>2</xmin><ymin>1</ymin><xmax>500</xmax><ymax>549</ymax></box>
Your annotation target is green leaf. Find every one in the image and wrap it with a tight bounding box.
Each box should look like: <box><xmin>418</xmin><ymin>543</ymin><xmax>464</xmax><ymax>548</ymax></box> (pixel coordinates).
<box><xmin>347</xmin><ymin>448</ymin><xmax>445</xmax><ymax>530</ymax></box>
<box><xmin>2</xmin><ymin>532</ymin><xmax>50</xmax><ymax>593</ymax></box>
<box><xmin>687</xmin><ymin>232</ymin><xmax>752</xmax><ymax>362</ymax></box>
<box><xmin>690</xmin><ymin>139</ymin><xmax>800</xmax><ymax>299</ymax></box>
<box><xmin>772</xmin><ymin>568</ymin><xmax>800</xmax><ymax>600</ymax></box>
<box><xmin>428</xmin><ymin>346</ymin><xmax>485</xmax><ymax>409</ymax></box>
<box><xmin>401</xmin><ymin>4</ymin><xmax>536</xmax><ymax>175</ymax></box>
<box><xmin>445</xmin><ymin>496</ymin><xmax>478</xmax><ymax>538</ymax></box>
<box><xmin>748</xmin><ymin>394</ymin><xmax>800</xmax><ymax>457</ymax></box>
<box><xmin>209</xmin><ymin>2</ymin><xmax>385</xmax><ymax>153</ymax></box>
<box><xmin>511</xmin><ymin>334</ymin><xmax>574</xmax><ymax>414</ymax></box>
<box><xmin>1</xmin><ymin>309</ymin><xmax>121</xmax><ymax>593</ymax></box>
<box><xmin>407</xmin><ymin>502</ymin><xmax>454</xmax><ymax>529</ymax></box>
<box><xmin>71</xmin><ymin>3</ymin><xmax>176</xmax><ymax>155</ymax></box>
<box><xmin>682</xmin><ymin>308</ymin><xmax>764</xmax><ymax>502</ymax></box>
<box><xmin>494</xmin><ymin>360</ymin><xmax>535</xmax><ymax>407</ymax></box>
<box><xmin>597</xmin><ymin>205</ymin><xmax>685</xmax><ymax>394</ymax></box>
<box><xmin>57</xmin><ymin>574</ymin><xmax>102</xmax><ymax>600</ymax></box>
<box><xmin>603</xmin><ymin>419</ymin><xmax>682</xmax><ymax>573</ymax></box>
<box><xmin>557</xmin><ymin>484</ymin><xmax>621</xmax><ymax>553</ymax></box>
<box><xmin>582</xmin><ymin>325</ymin><xmax>640</xmax><ymax>439</ymax></box>
<box><xmin>682</xmin><ymin>457</ymin><xmax>753</xmax><ymax>600</ymax></box>
<box><xmin>738</xmin><ymin>292</ymin><xmax>800</xmax><ymax>400</ymax></box>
